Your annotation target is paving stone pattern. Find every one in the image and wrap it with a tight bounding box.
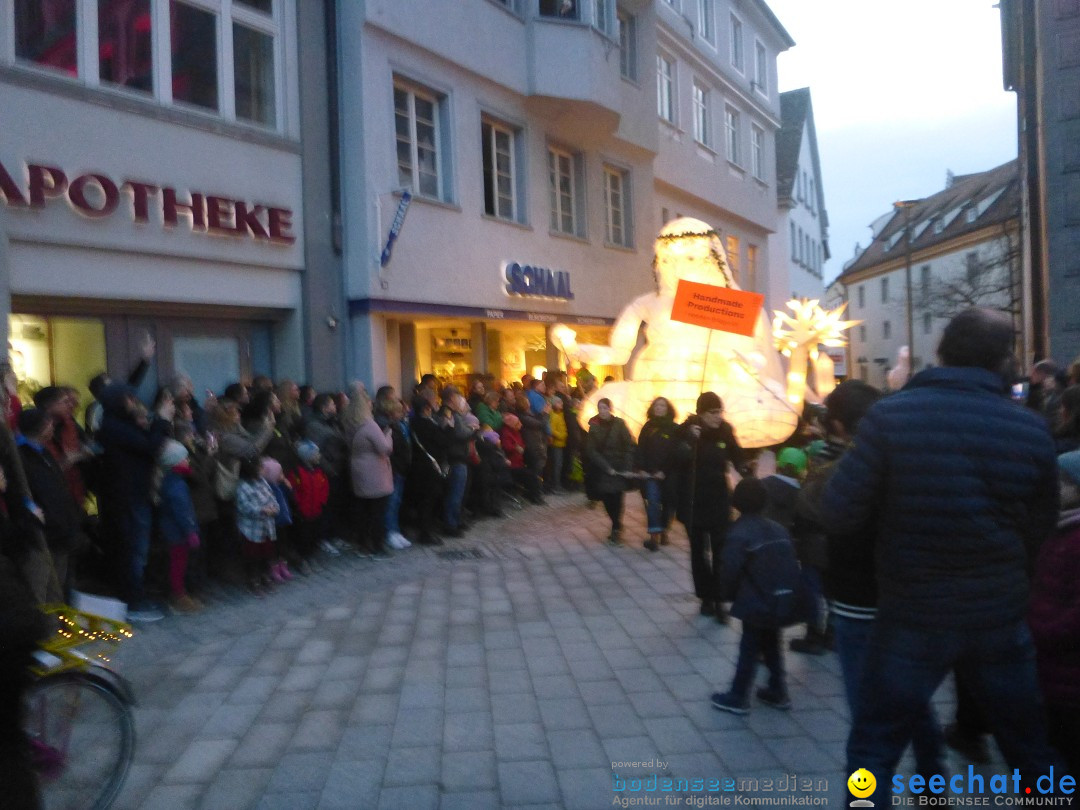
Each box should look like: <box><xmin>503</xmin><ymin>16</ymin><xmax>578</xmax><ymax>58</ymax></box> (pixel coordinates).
<box><xmin>110</xmin><ymin>493</ymin><xmax>1000</xmax><ymax>809</ymax></box>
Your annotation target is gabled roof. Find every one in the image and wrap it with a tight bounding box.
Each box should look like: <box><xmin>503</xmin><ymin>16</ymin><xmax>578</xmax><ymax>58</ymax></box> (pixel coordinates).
<box><xmin>776</xmin><ymin>89</ymin><xmax>809</xmax><ymax>203</ymax></box>
<box><xmin>776</xmin><ymin>87</ymin><xmax>831</xmax><ymax>258</ymax></box>
<box><xmin>838</xmin><ymin>159</ymin><xmax>1019</xmax><ymax>280</ymax></box>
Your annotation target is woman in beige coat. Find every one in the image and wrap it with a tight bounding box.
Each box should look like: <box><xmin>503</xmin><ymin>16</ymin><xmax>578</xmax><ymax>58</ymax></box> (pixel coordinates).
<box><xmin>344</xmin><ymin>384</ymin><xmax>394</xmax><ymax>557</ymax></box>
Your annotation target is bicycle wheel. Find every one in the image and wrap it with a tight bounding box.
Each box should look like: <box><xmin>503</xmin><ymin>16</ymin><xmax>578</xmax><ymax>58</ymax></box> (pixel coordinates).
<box><xmin>24</xmin><ymin>672</ymin><xmax>135</xmax><ymax>810</ymax></box>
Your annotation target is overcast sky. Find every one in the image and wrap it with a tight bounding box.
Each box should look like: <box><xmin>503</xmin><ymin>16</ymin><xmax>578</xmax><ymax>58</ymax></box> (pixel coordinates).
<box><xmin>764</xmin><ymin>0</ymin><xmax>1018</xmax><ymax>284</ymax></box>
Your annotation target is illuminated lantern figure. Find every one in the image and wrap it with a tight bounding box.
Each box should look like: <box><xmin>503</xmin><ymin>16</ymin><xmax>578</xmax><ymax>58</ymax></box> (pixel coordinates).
<box><xmin>553</xmin><ymin>218</ymin><xmax>799</xmax><ymax>447</ymax></box>
<box><xmin>772</xmin><ymin>298</ymin><xmax>861</xmax><ymax>408</ymax></box>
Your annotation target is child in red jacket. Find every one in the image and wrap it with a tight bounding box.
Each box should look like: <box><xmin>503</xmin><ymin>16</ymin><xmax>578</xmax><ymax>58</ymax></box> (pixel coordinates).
<box><xmin>287</xmin><ymin>440</ymin><xmax>330</xmax><ymax>563</ymax></box>
<box><xmin>500</xmin><ymin>414</ymin><xmax>541</xmax><ymax>504</ymax></box>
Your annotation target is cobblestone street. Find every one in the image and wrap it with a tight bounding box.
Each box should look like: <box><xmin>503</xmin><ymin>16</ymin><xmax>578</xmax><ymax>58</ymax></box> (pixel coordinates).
<box><xmin>109</xmin><ymin>492</ymin><xmax>987</xmax><ymax>810</ymax></box>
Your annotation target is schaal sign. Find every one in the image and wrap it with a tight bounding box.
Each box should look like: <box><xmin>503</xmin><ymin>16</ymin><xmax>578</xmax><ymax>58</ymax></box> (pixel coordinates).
<box><xmin>503</xmin><ymin>262</ymin><xmax>574</xmax><ymax>300</ymax></box>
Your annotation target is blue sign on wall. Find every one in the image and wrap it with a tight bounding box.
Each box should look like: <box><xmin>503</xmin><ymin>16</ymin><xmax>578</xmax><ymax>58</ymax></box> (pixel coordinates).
<box><xmin>504</xmin><ymin>262</ymin><xmax>574</xmax><ymax>300</ymax></box>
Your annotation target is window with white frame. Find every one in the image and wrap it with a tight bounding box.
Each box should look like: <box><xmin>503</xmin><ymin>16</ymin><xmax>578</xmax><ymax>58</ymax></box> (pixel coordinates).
<box><xmin>481</xmin><ymin>118</ymin><xmax>518</xmax><ymax>221</ymax></box>
<box><xmin>750</xmin><ymin>124</ymin><xmax>764</xmax><ymax>179</ymax></box>
<box><xmin>726</xmin><ymin>235</ymin><xmax>740</xmax><ymax>280</ymax></box>
<box><xmin>789</xmin><ymin>222</ymin><xmax>796</xmax><ymax>260</ymax></box>
<box><xmin>548</xmin><ymin>147</ymin><xmax>581</xmax><ymax>236</ymax></box>
<box><xmin>692</xmin><ymin>80</ymin><xmax>710</xmax><ymax>146</ymax></box>
<box><xmin>395</xmin><ymin>80</ymin><xmax>446</xmax><ymax>200</ymax></box>
<box><xmin>729</xmin><ymin>13</ymin><xmax>743</xmax><ymax>72</ymax></box>
<box><xmin>11</xmin><ymin>0</ymin><xmax>285</xmax><ymax>128</ymax></box>
<box><xmin>698</xmin><ymin>0</ymin><xmax>714</xmax><ymax>44</ymax></box>
<box><xmin>747</xmin><ymin>244</ymin><xmax>758</xmax><ymax>291</ymax></box>
<box><xmin>604</xmin><ymin>165</ymin><xmax>632</xmax><ymax>247</ymax></box>
<box><xmin>754</xmin><ymin>40</ymin><xmax>767</xmax><ymax>96</ymax></box>
<box><xmin>539</xmin><ymin>0</ymin><xmax>580</xmax><ymax>19</ymax></box>
<box><xmin>594</xmin><ymin>0</ymin><xmax>612</xmax><ymax>36</ymax></box>
<box><xmin>724</xmin><ymin>105</ymin><xmax>740</xmax><ymax>164</ymax></box>
<box><xmin>657</xmin><ymin>54</ymin><xmax>675</xmax><ymax>123</ymax></box>
<box><xmin>618</xmin><ymin>11</ymin><xmax>637</xmax><ymax>79</ymax></box>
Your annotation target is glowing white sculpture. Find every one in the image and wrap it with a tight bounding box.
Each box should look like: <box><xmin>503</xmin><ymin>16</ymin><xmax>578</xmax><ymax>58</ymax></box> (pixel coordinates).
<box><xmin>552</xmin><ymin>218</ymin><xmax>801</xmax><ymax>447</ymax></box>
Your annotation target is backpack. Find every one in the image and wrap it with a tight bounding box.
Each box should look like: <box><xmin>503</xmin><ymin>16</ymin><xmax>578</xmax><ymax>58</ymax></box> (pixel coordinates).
<box><xmin>744</xmin><ymin>535</ymin><xmax>814</xmax><ymax>628</ymax></box>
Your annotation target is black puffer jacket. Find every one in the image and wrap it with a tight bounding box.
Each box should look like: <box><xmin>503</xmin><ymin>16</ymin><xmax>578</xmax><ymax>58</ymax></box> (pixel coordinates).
<box><xmin>585</xmin><ymin>416</ymin><xmax>634</xmax><ymax>496</ymax></box>
<box><xmin>674</xmin><ymin>419</ymin><xmax>745</xmax><ymax>530</ymax></box>
<box><xmin>97</xmin><ymin>384</ymin><xmax>170</xmax><ymax>507</ymax></box>
<box><xmin>823</xmin><ymin>366</ymin><xmax>1059</xmax><ymax>630</ymax></box>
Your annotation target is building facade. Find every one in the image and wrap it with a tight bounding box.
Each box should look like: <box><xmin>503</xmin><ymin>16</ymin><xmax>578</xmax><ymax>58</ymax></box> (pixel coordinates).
<box><xmin>835</xmin><ymin>161</ymin><xmax>1021</xmax><ymax>390</ymax></box>
<box><xmin>769</xmin><ymin>86</ymin><xmax>827</xmax><ymax>308</ymax></box>
<box><xmin>0</xmin><ymin>0</ymin><xmax>309</xmax><ymax>403</ymax></box>
<box><xmin>1000</xmin><ymin>0</ymin><xmax>1080</xmax><ymax>367</ymax></box>
<box><xmin>336</xmin><ymin>0</ymin><xmax>794</xmax><ymax>394</ymax></box>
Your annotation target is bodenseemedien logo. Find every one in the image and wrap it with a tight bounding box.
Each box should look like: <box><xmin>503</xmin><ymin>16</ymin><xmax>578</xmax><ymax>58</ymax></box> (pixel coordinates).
<box><xmin>848</xmin><ymin>768</ymin><xmax>876</xmax><ymax>808</ymax></box>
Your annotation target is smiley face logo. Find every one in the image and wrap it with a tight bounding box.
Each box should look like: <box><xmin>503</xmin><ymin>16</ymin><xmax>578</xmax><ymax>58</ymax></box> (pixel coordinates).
<box><xmin>848</xmin><ymin>769</ymin><xmax>876</xmax><ymax>798</ymax></box>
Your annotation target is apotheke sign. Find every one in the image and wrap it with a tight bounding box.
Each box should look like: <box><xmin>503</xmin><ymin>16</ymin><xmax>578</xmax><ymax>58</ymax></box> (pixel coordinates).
<box><xmin>0</xmin><ymin>159</ymin><xmax>296</xmax><ymax>245</ymax></box>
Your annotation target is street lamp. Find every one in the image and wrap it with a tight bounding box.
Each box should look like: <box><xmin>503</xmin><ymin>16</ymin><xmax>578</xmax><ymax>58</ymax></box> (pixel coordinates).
<box><xmin>894</xmin><ymin>199</ymin><xmax>920</xmax><ymax>381</ymax></box>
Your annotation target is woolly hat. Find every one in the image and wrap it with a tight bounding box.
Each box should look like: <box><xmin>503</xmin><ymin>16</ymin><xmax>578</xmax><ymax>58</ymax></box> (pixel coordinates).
<box><xmin>1060</xmin><ymin>450</ymin><xmax>1080</xmax><ymax>487</ymax></box>
<box><xmin>159</xmin><ymin>439</ymin><xmax>189</xmax><ymax>469</ymax></box>
<box><xmin>503</xmin><ymin>413</ymin><xmax>521</xmax><ymax>430</ymax></box>
<box><xmin>33</xmin><ymin>385</ymin><xmax>65</xmax><ymax>410</ymax></box>
<box><xmin>261</xmin><ymin>456</ymin><xmax>283</xmax><ymax>484</ymax></box>
<box><xmin>296</xmin><ymin>440</ymin><xmax>320</xmax><ymax>464</ymax></box>
<box><xmin>776</xmin><ymin>447</ymin><xmax>809</xmax><ymax>476</ymax></box>
<box><xmin>696</xmin><ymin>391</ymin><xmax>723</xmax><ymax>414</ymax></box>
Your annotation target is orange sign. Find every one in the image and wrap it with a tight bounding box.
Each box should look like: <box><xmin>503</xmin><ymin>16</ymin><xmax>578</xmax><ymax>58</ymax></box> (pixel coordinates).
<box><xmin>670</xmin><ymin>280</ymin><xmax>764</xmax><ymax>336</ymax></box>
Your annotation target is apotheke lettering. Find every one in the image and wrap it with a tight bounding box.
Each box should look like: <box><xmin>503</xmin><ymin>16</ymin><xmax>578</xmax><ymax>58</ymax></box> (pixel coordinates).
<box><xmin>0</xmin><ymin>159</ymin><xmax>295</xmax><ymax>245</ymax></box>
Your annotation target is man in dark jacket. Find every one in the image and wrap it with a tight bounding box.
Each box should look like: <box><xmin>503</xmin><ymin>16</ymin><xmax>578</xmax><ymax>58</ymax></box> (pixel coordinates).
<box><xmin>823</xmin><ymin>308</ymin><xmax>1061</xmax><ymax>797</ymax></box>
<box><xmin>17</xmin><ymin>409</ymin><xmax>83</xmax><ymax>599</ymax></box>
<box><xmin>97</xmin><ymin>384</ymin><xmax>172</xmax><ymax>621</ymax></box>
<box><xmin>675</xmin><ymin>391</ymin><xmax>748</xmax><ymax>621</ymax></box>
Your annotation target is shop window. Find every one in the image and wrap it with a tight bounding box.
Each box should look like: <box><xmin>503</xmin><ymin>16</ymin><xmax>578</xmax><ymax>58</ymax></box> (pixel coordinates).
<box><xmin>9</xmin><ymin>315</ymin><xmax>106</xmax><ymax>411</ymax></box>
<box><xmin>173</xmin><ymin>335</ymin><xmax>242</xmax><ymax>398</ymax></box>
<box><xmin>171</xmin><ymin>1</ymin><xmax>219</xmax><ymax>111</ymax></box>
<box><xmin>99</xmin><ymin>0</ymin><xmax>153</xmax><ymax>91</ymax></box>
<box><xmin>234</xmin><ymin>22</ymin><xmax>276</xmax><ymax>126</ymax></box>
<box><xmin>15</xmin><ymin>0</ymin><xmax>78</xmax><ymax>75</ymax></box>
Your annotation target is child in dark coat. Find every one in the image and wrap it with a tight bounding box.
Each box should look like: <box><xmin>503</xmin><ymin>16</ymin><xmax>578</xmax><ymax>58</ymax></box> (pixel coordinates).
<box><xmin>157</xmin><ymin>440</ymin><xmax>202</xmax><ymax>613</ymax></box>
<box><xmin>711</xmin><ymin>478</ymin><xmax>799</xmax><ymax>715</ymax></box>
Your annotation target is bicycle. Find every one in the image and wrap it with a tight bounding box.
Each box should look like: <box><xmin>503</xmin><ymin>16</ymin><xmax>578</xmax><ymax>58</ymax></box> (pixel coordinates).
<box><xmin>25</xmin><ymin>604</ymin><xmax>137</xmax><ymax>810</ymax></box>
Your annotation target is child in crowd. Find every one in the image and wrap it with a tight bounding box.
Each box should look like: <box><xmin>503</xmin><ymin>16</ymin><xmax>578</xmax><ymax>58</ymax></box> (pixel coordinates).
<box><xmin>548</xmin><ymin>396</ymin><xmax>568</xmax><ymax>493</ymax></box>
<box><xmin>156</xmin><ymin>439</ymin><xmax>202</xmax><ymax>613</ymax></box>
<box><xmin>287</xmin><ymin>440</ymin><xmax>330</xmax><ymax>563</ymax></box>
<box><xmin>262</xmin><ymin>457</ymin><xmax>293</xmax><ymax>582</ymax></box>
<box><xmin>500</xmin><ymin>413</ymin><xmax>541</xmax><ymax>504</ymax></box>
<box><xmin>236</xmin><ymin>456</ymin><xmax>279</xmax><ymax>594</ymax></box>
<box><xmin>711</xmin><ymin>477</ymin><xmax>799</xmax><ymax>715</ymax></box>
